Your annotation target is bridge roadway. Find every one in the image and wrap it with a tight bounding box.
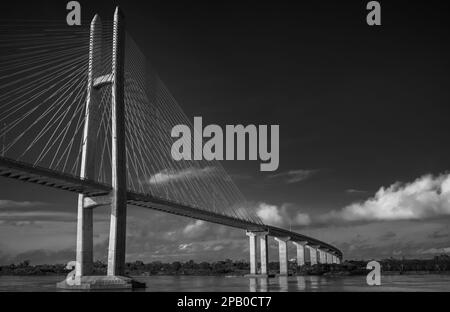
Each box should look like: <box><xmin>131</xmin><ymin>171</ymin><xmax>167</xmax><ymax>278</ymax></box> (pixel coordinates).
<box><xmin>0</xmin><ymin>156</ymin><xmax>342</xmax><ymax>258</ymax></box>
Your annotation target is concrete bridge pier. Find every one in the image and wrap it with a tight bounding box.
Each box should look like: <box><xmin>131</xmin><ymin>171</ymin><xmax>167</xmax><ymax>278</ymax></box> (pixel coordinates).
<box><xmin>308</xmin><ymin>246</ymin><xmax>319</xmax><ymax>265</ymax></box>
<box><xmin>246</xmin><ymin>232</ymin><xmax>258</xmax><ymax>275</ymax></box>
<box><xmin>76</xmin><ymin>202</ymin><xmax>93</xmax><ymax>277</ymax></box>
<box><xmin>326</xmin><ymin>252</ymin><xmax>333</xmax><ymax>264</ymax></box>
<box><xmin>274</xmin><ymin>237</ymin><xmax>290</xmax><ymax>276</ymax></box>
<box><xmin>317</xmin><ymin>249</ymin><xmax>326</xmax><ymax>264</ymax></box>
<box><xmin>293</xmin><ymin>241</ymin><xmax>307</xmax><ymax>267</ymax></box>
<box><xmin>259</xmin><ymin>234</ymin><xmax>269</xmax><ymax>275</ymax></box>
<box><xmin>246</xmin><ymin>231</ymin><xmax>269</xmax><ymax>277</ymax></box>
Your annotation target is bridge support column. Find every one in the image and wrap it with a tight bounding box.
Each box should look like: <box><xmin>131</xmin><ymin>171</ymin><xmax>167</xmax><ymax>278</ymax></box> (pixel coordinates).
<box><xmin>76</xmin><ymin>203</ymin><xmax>93</xmax><ymax>277</ymax></box>
<box><xmin>293</xmin><ymin>241</ymin><xmax>307</xmax><ymax>267</ymax></box>
<box><xmin>73</xmin><ymin>13</ymin><xmax>104</xmax><ymax>278</ymax></box>
<box><xmin>319</xmin><ymin>249</ymin><xmax>327</xmax><ymax>264</ymax></box>
<box><xmin>259</xmin><ymin>234</ymin><xmax>269</xmax><ymax>275</ymax></box>
<box><xmin>275</xmin><ymin>237</ymin><xmax>290</xmax><ymax>276</ymax></box>
<box><xmin>307</xmin><ymin>246</ymin><xmax>318</xmax><ymax>265</ymax></box>
<box><xmin>246</xmin><ymin>232</ymin><xmax>257</xmax><ymax>275</ymax></box>
<box><xmin>107</xmin><ymin>7</ymin><xmax>128</xmax><ymax>278</ymax></box>
<box><xmin>326</xmin><ymin>252</ymin><xmax>333</xmax><ymax>264</ymax></box>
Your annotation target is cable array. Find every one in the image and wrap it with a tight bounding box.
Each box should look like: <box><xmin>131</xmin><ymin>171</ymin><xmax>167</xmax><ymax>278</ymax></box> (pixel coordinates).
<box><xmin>0</xmin><ymin>20</ymin><xmax>263</xmax><ymax>225</ymax></box>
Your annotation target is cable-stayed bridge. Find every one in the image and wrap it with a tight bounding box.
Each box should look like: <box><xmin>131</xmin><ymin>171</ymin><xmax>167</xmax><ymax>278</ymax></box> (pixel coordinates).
<box><xmin>0</xmin><ymin>7</ymin><xmax>341</xmax><ymax>289</ymax></box>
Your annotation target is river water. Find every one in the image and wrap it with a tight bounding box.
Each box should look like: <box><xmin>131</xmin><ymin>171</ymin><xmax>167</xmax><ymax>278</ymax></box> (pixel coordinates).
<box><xmin>0</xmin><ymin>274</ymin><xmax>449</xmax><ymax>292</ymax></box>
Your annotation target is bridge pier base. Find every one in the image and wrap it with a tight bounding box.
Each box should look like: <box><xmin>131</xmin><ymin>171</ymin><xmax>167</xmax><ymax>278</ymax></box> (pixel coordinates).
<box><xmin>56</xmin><ymin>275</ymin><xmax>144</xmax><ymax>290</ymax></box>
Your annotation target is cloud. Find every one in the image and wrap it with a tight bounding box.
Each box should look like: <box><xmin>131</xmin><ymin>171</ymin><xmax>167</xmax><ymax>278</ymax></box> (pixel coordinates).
<box><xmin>268</xmin><ymin>169</ymin><xmax>318</xmax><ymax>184</ymax></box>
<box><xmin>256</xmin><ymin>203</ymin><xmax>311</xmax><ymax>227</ymax></box>
<box><xmin>428</xmin><ymin>230</ymin><xmax>450</xmax><ymax>239</ymax></box>
<box><xmin>0</xmin><ymin>211</ymin><xmax>76</xmax><ymax>223</ymax></box>
<box><xmin>346</xmin><ymin>189</ymin><xmax>368</xmax><ymax>194</ymax></box>
<box><xmin>148</xmin><ymin>166</ymin><xmax>219</xmax><ymax>185</ymax></box>
<box><xmin>323</xmin><ymin>173</ymin><xmax>450</xmax><ymax>222</ymax></box>
<box><xmin>419</xmin><ymin>247</ymin><xmax>450</xmax><ymax>255</ymax></box>
<box><xmin>256</xmin><ymin>203</ymin><xmax>284</xmax><ymax>225</ymax></box>
<box><xmin>294</xmin><ymin>213</ymin><xmax>312</xmax><ymax>226</ymax></box>
<box><xmin>0</xmin><ymin>248</ymin><xmax>76</xmax><ymax>265</ymax></box>
<box><xmin>0</xmin><ymin>200</ymin><xmax>48</xmax><ymax>211</ymax></box>
<box><xmin>183</xmin><ymin>220</ymin><xmax>208</xmax><ymax>238</ymax></box>
<box><xmin>178</xmin><ymin>243</ymin><xmax>193</xmax><ymax>251</ymax></box>
<box><xmin>213</xmin><ymin>245</ymin><xmax>224</xmax><ymax>251</ymax></box>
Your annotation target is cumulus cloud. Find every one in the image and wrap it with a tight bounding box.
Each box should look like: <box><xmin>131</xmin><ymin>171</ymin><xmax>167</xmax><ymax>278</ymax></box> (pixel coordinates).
<box><xmin>256</xmin><ymin>204</ymin><xmax>284</xmax><ymax>225</ymax></box>
<box><xmin>256</xmin><ymin>203</ymin><xmax>311</xmax><ymax>227</ymax></box>
<box><xmin>268</xmin><ymin>169</ymin><xmax>318</xmax><ymax>184</ymax></box>
<box><xmin>324</xmin><ymin>173</ymin><xmax>450</xmax><ymax>222</ymax></box>
<box><xmin>178</xmin><ymin>243</ymin><xmax>193</xmax><ymax>251</ymax></box>
<box><xmin>148</xmin><ymin>166</ymin><xmax>219</xmax><ymax>185</ymax></box>
<box><xmin>183</xmin><ymin>220</ymin><xmax>208</xmax><ymax>238</ymax></box>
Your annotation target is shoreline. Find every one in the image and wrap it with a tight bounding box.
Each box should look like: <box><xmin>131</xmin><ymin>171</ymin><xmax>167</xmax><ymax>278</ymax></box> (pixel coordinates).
<box><xmin>2</xmin><ymin>271</ymin><xmax>450</xmax><ymax>278</ymax></box>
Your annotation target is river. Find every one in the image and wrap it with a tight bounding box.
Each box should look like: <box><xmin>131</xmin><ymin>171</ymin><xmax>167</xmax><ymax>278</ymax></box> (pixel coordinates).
<box><xmin>0</xmin><ymin>274</ymin><xmax>449</xmax><ymax>292</ymax></box>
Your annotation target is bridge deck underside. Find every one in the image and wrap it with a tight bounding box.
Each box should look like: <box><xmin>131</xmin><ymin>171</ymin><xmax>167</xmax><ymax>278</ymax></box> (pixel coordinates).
<box><xmin>0</xmin><ymin>157</ymin><xmax>342</xmax><ymax>257</ymax></box>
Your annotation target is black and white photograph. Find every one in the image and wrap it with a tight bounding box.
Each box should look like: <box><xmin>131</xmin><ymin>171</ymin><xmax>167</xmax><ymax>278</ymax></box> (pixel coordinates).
<box><xmin>0</xmin><ymin>0</ymin><xmax>450</xmax><ymax>304</ymax></box>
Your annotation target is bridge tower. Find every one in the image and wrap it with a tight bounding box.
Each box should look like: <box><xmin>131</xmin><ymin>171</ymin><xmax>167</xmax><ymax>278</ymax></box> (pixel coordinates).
<box><xmin>107</xmin><ymin>5</ymin><xmax>128</xmax><ymax>278</ymax></box>
<box><xmin>58</xmin><ymin>7</ymin><xmax>143</xmax><ymax>290</ymax></box>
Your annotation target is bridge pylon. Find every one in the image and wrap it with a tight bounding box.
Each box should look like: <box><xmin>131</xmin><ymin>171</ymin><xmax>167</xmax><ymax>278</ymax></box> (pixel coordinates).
<box><xmin>57</xmin><ymin>7</ymin><xmax>144</xmax><ymax>290</ymax></box>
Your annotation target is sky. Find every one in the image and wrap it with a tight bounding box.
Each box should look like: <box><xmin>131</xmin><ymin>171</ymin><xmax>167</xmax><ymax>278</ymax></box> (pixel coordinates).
<box><xmin>1</xmin><ymin>0</ymin><xmax>450</xmax><ymax>265</ymax></box>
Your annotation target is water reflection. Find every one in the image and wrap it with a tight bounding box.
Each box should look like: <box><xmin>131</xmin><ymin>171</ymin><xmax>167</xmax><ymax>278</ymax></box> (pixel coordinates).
<box><xmin>3</xmin><ymin>274</ymin><xmax>450</xmax><ymax>292</ymax></box>
<box><xmin>309</xmin><ymin>275</ymin><xmax>320</xmax><ymax>290</ymax></box>
<box><xmin>259</xmin><ymin>278</ymin><xmax>268</xmax><ymax>292</ymax></box>
<box><xmin>247</xmin><ymin>275</ymin><xmax>327</xmax><ymax>292</ymax></box>
<box><xmin>278</xmin><ymin>276</ymin><xmax>288</xmax><ymax>292</ymax></box>
<box><xmin>296</xmin><ymin>276</ymin><xmax>306</xmax><ymax>291</ymax></box>
<box><xmin>249</xmin><ymin>278</ymin><xmax>257</xmax><ymax>292</ymax></box>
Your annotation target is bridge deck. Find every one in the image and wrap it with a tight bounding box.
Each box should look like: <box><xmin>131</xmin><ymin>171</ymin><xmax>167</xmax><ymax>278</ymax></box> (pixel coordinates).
<box><xmin>0</xmin><ymin>156</ymin><xmax>342</xmax><ymax>257</ymax></box>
